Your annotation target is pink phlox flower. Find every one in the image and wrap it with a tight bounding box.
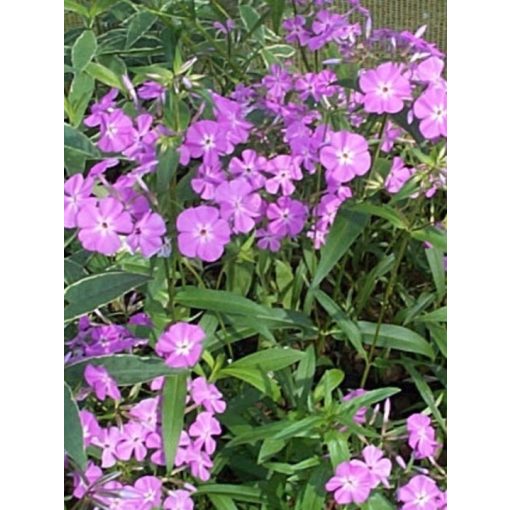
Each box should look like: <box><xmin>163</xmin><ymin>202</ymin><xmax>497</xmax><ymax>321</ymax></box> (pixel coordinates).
<box><xmin>214</xmin><ymin>177</ymin><xmax>262</xmax><ymax>234</ymax></box>
<box><xmin>76</xmin><ymin>197</ymin><xmax>133</xmax><ymax>255</ymax></box>
<box><xmin>84</xmin><ymin>364</ymin><xmax>121</xmax><ymax>402</ymax></box>
<box><xmin>84</xmin><ymin>89</ymin><xmax>118</xmax><ymax>127</ymax></box>
<box><xmin>189</xmin><ymin>411</ymin><xmax>222</xmax><ymax>455</ymax></box>
<box><xmin>163</xmin><ymin>489</ymin><xmax>195</xmax><ymax>510</ymax></box>
<box><xmin>282</xmin><ymin>15</ymin><xmax>309</xmax><ymax>46</ymax></box>
<box><xmin>212</xmin><ymin>93</ymin><xmax>252</xmax><ymax>145</ymax></box>
<box><xmin>91</xmin><ymin>426</ymin><xmax>122</xmax><ymax>468</ymax></box>
<box><xmin>155</xmin><ymin>322</ymin><xmax>205</xmax><ymax>368</ymax></box>
<box><xmin>351</xmin><ymin>445</ymin><xmax>392</xmax><ymax>488</ymax></box>
<box><xmin>145</xmin><ymin>429</ymin><xmax>165</xmax><ymax>466</ymax></box>
<box><xmin>307</xmin><ymin>10</ymin><xmax>348</xmax><ymax>51</ymax></box>
<box><xmin>325</xmin><ymin>460</ymin><xmax>373</xmax><ymax>505</ymax></box>
<box><xmin>122</xmin><ymin>114</ymin><xmax>156</xmax><ymax>164</ymax></box>
<box><xmin>397</xmin><ymin>474</ymin><xmax>441</xmax><ymax>510</ymax></box>
<box><xmin>265</xmin><ymin>155</ymin><xmax>303</xmax><ymax>196</ymax></box>
<box><xmin>138</xmin><ymin>81</ymin><xmax>166</xmax><ymax>103</ymax></box>
<box><xmin>129</xmin><ymin>312</ymin><xmax>153</xmax><ymax>327</ymax></box>
<box><xmin>267</xmin><ymin>196</ymin><xmax>308</xmax><ymax>238</ymax></box>
<box><xmin>413</xmin><ymin>86</ymin><xmax>447</xmax><ymax>139</ymax></box>
<box><xmin>381</xmin><ymin>121</ymin><xmax>403</xmax><ymax>153</ymax></box>
<box><xmin>129</xmin><ymin>397</ymin><xmax>160</xmax><ymax>432</ymax></box>
<box><xmin>186</xmin><ymin>443</ymin><xmax>214</xmax><ymax>481</ymax></box>
<box><xmin>72</xmin><ymin>461</ymin><xmax>103</xmax><ymax>499</ymax></box>
<box><xmin>175</xmin><ymin>430</ymin><xmax>192</xmax><ymax>467</ymax></box>
<box><xmin>88</xmin><ymin>158</ymin><xmax>119</xmax><ymax>178</ymax></box>
<box><xmin>64</xmin><ymin>174</ymin><xmax>95</xmax><ymax>228</ymax></box>
<box><xmin>256</xmin><ymin>228</ymin><xmax>283</xmax><ymax>252</ymax></box>
<box><xmin>116</xmin><ymin>422</ymin><xmax>149</xmax><ymax>462</ymax></box>
<box><xmin>127</xmin><ymin>211</ymin><xmax>166</xmax><ymax>258</ymax></box>
<box><xmin>320</xmin><ymin>131</ymin><xmax>371</xmax><ymax>184</ymax></box>
<box><xmin>79</xmin><ymin>410</ymin><xmax>101</xmax><ymax>447</ymax></box>
<box><xmin>413</xmin><ymin>57</ymin><xmax>445</xmax><ymax>88</ymax></box>
<box><xmin>190</xmin><ymin>377</ymin><xmax>226</xmax><ymax>414</ymax></box>
<box><xmin>97</xmin><ymin>109</ymin><xmax>137</xmax><ymax>153</ymax></box>
<box><xmin>262</xmin><ymin>64</ymin><xmax>293</xmax><ymax>101</ymax></box>
<box><xmin>183</xmin><ymin>120</ymin><xmax>233</xmax><ymax>164</ymax></box>
<box><xmin>127</xmin><ymin>476</ymin><xmax>162</xmax><ymax>510</ymax></box>
<box><xmin>406</xmin><ymin>413</ymin><xmax>439</xmax><ymax>459</ymax></box>
<box><xmin>228</xmin><ymin>149</ymin><xmax>267</xmax><ymax>189</ymax></box>
<box><xmin>436</xmin><ymin>490</ymin><xmax>447</xmax><ymax>510</ymax></box>
<box><xmin>359</xmin><ymin>62</ymin><xmax>412</xmax><ymax>114</ymax></box>
<box><xmin>150</xmin><ymin>376</ymin><xmax>165</xmax><ymax>392</ymax></box>
<box><xmin>176</xmin><ymin>206</ymin><xmax>231</xmax><ymax>262</ymax></box>
<box><xmin>191</xmin><ymin>161</ymin><xmax>227</xmax><ymax>200</ymax></box>
<box><xmin>385</xmin><ymin>157</ymin><xmax>416</xmax><ymax>194</ymax></box>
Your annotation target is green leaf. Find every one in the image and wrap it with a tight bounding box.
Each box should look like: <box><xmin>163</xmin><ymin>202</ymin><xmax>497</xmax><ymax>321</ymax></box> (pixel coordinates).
<box><xmin>64</xmin><ymin>382</ymin><xmax>86</xmax><ymax>470</ymax></box>
<box><xmin>195</xmin><ymin>484</ymin><xmax>263</xmax><ymax>504</ymax></box>
<box><xmin>239</xmin><ymin>5</ymin><xmax>265</xmax><ymax>43</ymax></box>
<box><xmin>85</xmin><ymin>62</ymin><xmax>123</xmax><ymax>89</ymax></box>
<box><xmin>156</xmin><ymin>145</ymin><xmax>179</xmax><ymax>196</ymax></box>
<box><xmin>64</xmin><ymin>123</ymin><xmax>101</xmax><ymax>158</ymax></box>
<box><xmin>294</xmin><ymin>345</ymin><xmax>316</xmax><ymax>408</ymax></box>
<box><xmin>229</xmin><ymin>348</ymin><xmax>305</xmax><ymax>372</ymax></box>
<box><xmin>257</xmin><ymin>438</ymin><xmax>286</xmax><ymax>463</ymax></box>
<box><xmin>296</xmin><ymin>464</ymin><xmax>330</xmax><ymax>510</ymax></box>
<box><xmin>313</xmin><ymin>368</ymin><xmax>345</xmax><ymax>405</ymax></box>
<box><xmin>310</xmin><ymin>208</ymin><xmax>370</xmax><ymax>288</ymax></box>
<box><xmin>349</xmin><ymin>202</ymin><xmax>407</xmax><ymax>230</ymax></box>
<box><xmin>266</xmin><ymin>0</ymin><xmax>285</xmax><ymax>33</ymax></box>
<box><xmin>426</xmin><ymin>247</ymin><xmax>446</xmax><ymax>299</ymax></box>
<box><xmin>363</xmin><ymin>492</ymin><xmax>396</xmax><ymax>510</ymax></box>
<box><xmin>68</xmin><ymin>72</ymin><xmax>95</xmax><ymax>127</ymax></box>
<box><xmin>125</xmin><ymin>11</ymin><xmax>157</xmax><ymax>48</ymax></box>
<box><xmin>65</xmin><ymin>0</ymin><xmax>89</xmax><ymax>17</ymax></box>
<box><xmin>272</xmin><ymin>415</ymin><xmax>323</xmax><ymax>441</ymax></box>
<box><xmin>218</xmin><ymin>367</ymin><xmax>280</xmax><ymax>400</ymax></box>
<box><xmin>64</xmin><ymin>271</ymin><xmax>150</xmax><ymax>321</ymax></box>
<box><xmin>401</xmin><ymin>361</ymin><xmax>446</xmax><ymax>432</ymax></box>
<box><xmin>72</xmin><ymin>30</ymin><xmax>97</xmax><ymax>72</ymax></box>
<box><xmin>64</xmin><ymin>259</ymin><xmax>87</xmax><ymax>285</ymax></box>
<box><xmin>65</xmin><ymin>355</ymin><xmax>185</xmax><ymax>387</ymax></box>
<box><xmin>411</xmin><ymin>227</ymin><xmax>447</xmax><ymax>252</ymax></box>
<box><xmin>427</xmin><ymin>322</ymin><xmax>447</xmax><ymax>357</ymax></box>
<box><xmin>414</xmin><ymin>307</ymin><xmax>447</xmax><ymax>323</ymax></box>
<box><xmin>208</xmin><ymin>495</ymin><xmax>239</xmax><ymax>510</ymax></box>
<box><xmin>161</xmin><ymin>373</ymin><xmax>188</xmax><ymax>473</ymax></box>
<box><xmin>324</xmin><ymin>429</ymin><xmax>350</xmax><ymax>467</ymax></box>
<box><xmin>358</xmin><ymin>321</ymin><xmax>434</xmax><ymax>358</ymax></box>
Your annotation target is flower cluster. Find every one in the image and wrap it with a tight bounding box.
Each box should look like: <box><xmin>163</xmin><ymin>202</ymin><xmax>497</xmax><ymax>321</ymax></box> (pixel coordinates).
<box><xmin>406</xmin><ymin>413</ymin><xmax>439</xmax><ymax>459</ymax></box>
<box><xmin>71</xmin><ymin>367</ymin><xmax>226</xmax><ymax>509</ymax></box>
<box><xmin>64</xmin><ymin>83</ymin><xmax>172</xmax><ymax>257</ymax></box>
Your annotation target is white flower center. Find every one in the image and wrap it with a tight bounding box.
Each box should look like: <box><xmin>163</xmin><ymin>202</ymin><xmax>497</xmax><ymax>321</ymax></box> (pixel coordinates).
<box><xmin>338</xmin><ymin>149</ymin><xmax>354</xmax><ymax>165</ymax></box>
<box><xmin>176</xmin><ymin>339</ymin><xmax>192</xmax><ymax>355</ymax></box>
<box><xmin>376</xmin><ymin>82</ymin><xmax>394</xmax><ymax>98</ymax></box>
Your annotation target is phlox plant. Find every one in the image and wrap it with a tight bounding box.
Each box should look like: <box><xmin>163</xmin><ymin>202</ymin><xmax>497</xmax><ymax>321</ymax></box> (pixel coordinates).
<box><xmin>64</xmin><ymin>1</ymin><xmax>446</xmax><ymax>509</ymax></box>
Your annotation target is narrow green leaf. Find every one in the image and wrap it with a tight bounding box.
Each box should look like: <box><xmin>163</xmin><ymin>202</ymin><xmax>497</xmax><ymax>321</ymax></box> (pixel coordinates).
<box><xmin>427</xmin><ymin>322</ymin><xmax>447</xmax><ymax>357</ymax></box>
<box><xmin>364</xmin><ymin>492</ymin><xmax>396</xmax><ymax>510</ymax></box>
<box><xmin>257</xmin><ymin>438</ymin><xmax>286</xmax><ymax>464</ymax></box>
<box><xmin>64</xmin><ymin>259</ymin><xmax>87</xmax><ymax>285</ymax></box>
<box><xmin>358</xmin><ymin>321</ymin><xmax>434</xmax><ymax>358</ymax></box>
<box><xmin>324</xmin><ymin>430</ymin><xmax>350</xmax><ymax>467</ymax></box>
<box><xmin>208</xmin><ymin>495</ymin><xmax>239</xmax><ymax>510</ymax></box>
<box><xmin>72</xmin><ymin>30</ymin><xmax>97</xmax><ymax>72</ymax></box>
<box><xmin>296</xmin><ymin>464</ymin><xmax>330</xmax><ymax>510</ymax></box>
<box><xmin>426</xmin><ymin>247</ymin><xmax>446</xmax><ymax>299</ymax></box>
<box><xmin>350</xmin><ymin>202</ymin><xmax>407</xmax><ymax>230</ymax></box>
<box><xmin>125</xmin><ymin>11</ymin><xmax>157</xmax><ymax>48</ymax></box>
<box><xmin>414</xmin><ymin>307</ymin><xmax>447</xmax><ymax>323</ymax></box>
<box><xmin>239</xmin><ymin>5</ymin><xmax>265</xmax><ymax>43</ymax></box>
<box><xmin>195</xmin><ymin>484</ymin><xmax>263</xmax><ymax>504</ymax></box>
<box><xmin>64</xmin><ymin>271</ymin><xmax>150</xmax><ymax>321</ymax></box>
<box><xmin>229</xmin><ymin>348</ymin><xmax>305</xmax><ymax>372</ymax></box>
<box><xmin>64</xmin><ymin>382</ymin><xmax>86</xmax><ymax>470</ymax></box>
<box><xmin>411</xmin><ymin>227</ymin><xmax>447</xmax><ymax>252</ymax></box>
<box><xmin>294</xmin><ymin>345</ymin><xmax>315</xmax><ymax>407</ymax></box>
<box><xmin>156</xmin><ymin>145</ymin><xmax>179</xmax><ymax>196</ymax></box>
<box><xmin>311</xmin><ymin>208</ymin><xmax>370</xmax><ymax>288</ymax></box>
<box><xmin>65</xmin><ymin>0</ymin><xmax>89</xmax><ymax>17</ymax></box>
<box><xmin>64</xmin><ymin>123</ymin><xmax>101</xmax><ymax>158</ymax></box>
<box><xmin>85</xmin><ymin>62</ymin><xmax>123</xmax><ymax>89</ymax></box>
<box><xmin>218</xmin><ymin>367</ymin><xmax>280</xmax><ymax>400</ymax></box>
<box><xmin>65</xmin><ymin>355</ymin><xmax>185</xmax><ymax>387</ymax></box>
<box><xmin>161</xmin><ymin>373</ymin><xmax>188</xmax><ymax>473</ymax></box>
<box><xmin>68</xmin><ymin>72</ymin><xmax>95</xmax><ymax>127</ymax></box>
<box><xmin>272</xmin><ymin>415</ymin><xmax>323</xmax><ymax>440</ymax></box>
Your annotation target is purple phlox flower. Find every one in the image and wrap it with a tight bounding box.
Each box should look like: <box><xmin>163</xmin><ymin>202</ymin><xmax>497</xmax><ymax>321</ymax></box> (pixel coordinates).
<box><xmin>164</xmin><ymin>489</ymin><xmax>195</xmax><ymax>510</ymax></box>
<box><xmin>186</xmin><ymin>443</ymin><xmax>214</xmax><ymax>481</ymax></box>
<box><xmin>112</xmin><ymin>182</ymin><xmax>150</xmax><ymax>221</ymax></box>
<box><xmin>176</xmin><ymin>206</ymin><xmax>231</xmax><ymax>262</ymax></box>
<box><xmin>93</xmin><ymin>480</ymin><xmax>131</xmax><ymax>510</ymax></box>
<box><xmin>129</xmin><ymin>397</ymin><xmax>160</xmax><ymax>432</ymax></box>
<box><xmin>314</xmin><ymin>193</ymin><xmax>343</xmax><ymax>227</ymax></box>
<box><xmin>127</xmin><ymin>211</ymin><xmax>166</xmax><ymax>258</ymax></box>
<box><xmin>64</xmin><ymin>174</ymin><xmax>95</xmax><ymax>228</ymax></box>
<box><xmin>84</xmin><ymin>89</ymin><xmax>118</xmax><ymax>128</ymax></box>
<box><xmin>381</xmin><ymin>121</ymin><xmax>403</xmax><ymax>153</ymax></box>
<box><xmin>228</xmin><ymin>149</ymin><xmax>267</xmax><ymax>189</ymax></box>
<box><xmin>282</xmin><ymin>15</ymin><xmax>309</xmax><ymax>46</ymax></box>
<box><xmin>190</xmin><ymin>377</ymin><xmax>227</xmax><ymax>414</ymax></box>
<box><xmin>265</xmin><ymin>155</ymin><xmax>303</xmax><ymax>195</ymax></box>
<box><xmin>145</xmin><ymin>429</ymin><xmax>165</xmax><ymax>466</ymax></box>
<box><xmin>129</xmin><ymin>312</ymin><xmax>153</xmax><ymax>327</ymax></box>
<box><xmin>138</xmin><ymin>81</ymin><xmax>166</xmax><ymax>103</ymax></box>
<box><xmin>213</xmin><ymin>18</ymin><xmax>235</xmax><ymax>35</ymax></box>
<box><xmin>342</xmin><ymin>388</ymin><xmax>368</xmax><ymax>424</ymax></box>
<box><xmin>407</xmin><ymin>413</ymin><xmax>439</xmax><ymax>459</ymax></box>
<box><xmin>88</xmin><ymin>158</ymin><xmax>120</xmax><ymax>179</ymax></box>
<box><xmin>79</xmin><ymin>410</ymin><xmax>101</xmax><ymax>447</ymax></box>
<box><xmin>91</xmin><ymin>426</ymin><xmax>122</xmax><ymax>468</ymax></box>
<box><xmin>97</xmin><ymin>109</ymin><xmax>137</xmax><ymax>153</ymax></box>
<box><xmin>256</xmin><ymin>228</ymin><xmax>283</xmax><ymax>252</ymax></box>
<box><xmin>307</xmin><ymin>224</ymin><xmax>328</xmax><ymax>249</ymax></box>
<box><xmin>84</xmin><ymin>324</ymin><xmax>136</xmax><ymax>356</ymax></box>
<box><xmin>436</xmin><ymin>490</ymin><xmax>447</xmax><ymax>510</ymax></box>
<box><xmin>307</xmin><ymin>10</ymin><xmax>348</xmax><ymax>51</ymax></box>
<box><xmin>122</xmin><ymin>113</ymin><xmax>156</xmax><ymax>163</ymax></box>
<box><xmin>116</xmin><ymin>422</ymin><xmax>149</xmax><ymax>462</ymax></box>
<box><xmin>352</xmin><ymin>445</ymin><xmax>392</xmax><ymax>489</ymax></box>
<box><xmin>214</xmin><ymin>178</ymin><xmax>262</xmax><ymax>234</ymax></box>
<box><xmin>325</xmin><ymin>460</ymin><xmax>373</xmax><ymax>505</ymax></box>
<box><xmin>317</xmin><ymin>69</ymin><xmax>341</xmax><ymax>98</ymax></box>
<box><xmin>191</xmin><ymin>161</ymin><xmax>227</xmax><ymax>200</ymax></box>
<box><xmin>320</xmin><ymin>131</ymin><xmax>371</xmax><ymax>184</ymax></box>
<box><xmin>397</xmin><ymin>475</ymin><xmax>441</xmax><ymax>510</ymax></box>
<box><xmin>76</xmin><ymin>197</ymin><xmax>133</xmax><ymax>255</ymax></box>
<box><xmin>183</xmin><ymin>120</ymin><xmax>233</xmax><ymax>164</ymax></box>
<box><xmin>175</xmin><ymin>430</ymin><xmax>192</xmax><ymax>467</ymax></box>
<box><xmin>295</xmin><ymin>73</ymin><xmax>322</xmax><ymax>102</ymax></box>
<box><xmin>413</xmin><ymin>57</ymin><xmax>445</xmax><ymax>87</ymax></box>
<box><xmin>84</xmin><ymin>364</ymin><xmax>121</xmax><ymax>401</ymax></box>
<box><xmin>413</xmin><ymin>86</ymin><xmax>447</xmax><ymax>139</ymax></box>
<box><xmin>212</xmin><ymin>93</ymin><xmax>253</xmax><ymax>146</ymax></box>
<box><xmin>126</xmin><ymin>476</ymin><xmax>162</xmax><ymax>510</ymax></box>
<box><xmin>156</xmin><ymin>322</ymin><xmax>205</xmax><ymax>368</ymax></box>
<box><xmin>262</xmin><ymin>64</ymin><xmax>293</xmax><ymax>101</ymax></box>
<box><xmin>267</xmin><ymin>196</ymin><xmax>308</xmax><ymax>238</ymax></box>
<box><xmin>359</xmin><ymin>62</ymin><xmax>412</xmax><ymax>114</ymax></box>
<box><xmin>289</xmin><ymin>136</ymin><xmax>320</xmax><ymax>174</ymax></box>
<box><xmin>72</xmin><ymin>461</ymin><xmax>103</xmax><ymax>499</ymax></box>
<box><xmin>189</xmin><ymin>411</ymin><xmax>222</xmax><ymax>455</ymax></box>
<box><xmin>385</xmin><ymin>157</ymin><xmax>416</xmax><ymax>194</ymax></box>
<box><xmin>150</xmin><ymin>376</ymin><xmax>165</xmax><ymax>392</ymax></box>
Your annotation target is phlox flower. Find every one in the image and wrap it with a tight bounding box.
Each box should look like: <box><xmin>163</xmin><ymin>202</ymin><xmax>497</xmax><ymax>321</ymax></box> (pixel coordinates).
<box><xmin>436</xmin><ymin>490</ymin><xmax>447</xmax><ymax>510</ymax></box>
<box><xmin>214</xmin><ymin>178</ymin><xmax>262</xmax><ymax>234</ymax></box>
<box><xmin>84</xmin><ymin>88</ymin><xmax>118</xmax><ymax>127</ymax></box>
<box><xmin>138</xmin><ymin>81</ymin><xmax>166</xmax><ymax>103</ymax></box>
<box><xmin>325</xmin><ymin>460</ymin><xmax>373</xmax><ymax>505</ymax></box>
<box><xmin>186</xmin><ymin>443</ymin><xmax>214</xmax><ymax>481</ymax></box>
<box><xmin>385</xmin><ymin>157</ymin><xmax>416</xmax><ymax>194</ymax></box>
<box><xmin>64</xmin><ymin>174</ymin><xmax>95</xmax><ymax>228</ymax></box>
<box><xmin>84</xmin><ymin>364</ymin><xmax>121</xmax><ymax>402</ymax></box>
<box><xmin>320</xmin><ymin>131</ymin><xmax>371</xmax><ymax>184</ymax></box>
<box><xmin>72</xmin><ymin>461</ymin><xmax>103</xmax><ymax>499</ymax></box>
<box><xmin>413</xmin><ymin>87</ymin><xmax>447</xmax><ymax>139</ymax></box>
<box><xmin>190</xmin><ymin>377</ymin><xmax>226</xmax><ymax>414</ymax></box>
<box><xmin>129</xmin><ymin>397</ymin><xmax>160</xmax><ymax>431</ymax></box>
<box><xmin>97</xmin><ymin>109</ymin><xmax>137</xmax><ymax>153</ymax></box>
<box><xmin>352</xmin><ymin>445</ymin><xmax>392</xmax><ymax>488</ymax></box>
<box><xmin>359</xmin><ymin>62</ymin><xmax>412</xmax><ymax>114</ymax></box>
<box><xmin>256</xmin><ymin>228</ymin><xmax>283</xmax><ymax>252</ymax></box>
<box><xmin>191</xmin><ymin>162</ymin><xmax>227</xmax><ymax>200</ymax></box>
<box><xmin>212</xmin><ymin>93</ymin><xmax>253</xmax><ymax>145</ymax></box>
<box><xmin>156</xmin><ymin>322</ymin><xmax>205</xmax><ymax>368</ymax></box>
<box><xmin>407</xmin><ymin>413</ymin><xmax>439</xmax><ymax>459</ymax></box>
<box><xmin>189</xmin><ymin>411</ymin><xmax>222</xmax><ymax>455</ymax></box>
<box><xmin>229</xmin><ymin>149</ymin><xmax>267</xmax><ymax>189</ymax></box>
<box><xmin>127</xmin><ymin>211</ymin><xmax>166</xmax><ymax>258</ymax></box>
<box><xmin>91</xmin><ymin>426</ymin><xmax>122</xmax><ymax>468</ymax></box>
<box><xmin>145</xmin><ymin>429</ymin><xmax>165</xmax><ymax>466</ymax></box>
<box><xmin>397</xmin><ymin>475</ymin><xmax>441</xmax><ymax>510</ymax></box>
<box><xmin>307</xmin><ymin>10</ymin><xmax>348</xmax><ymax>51</ymax></box>
<box><xmin>116</xmin><ymin>422</ymin><xmax>149</xmax><ymax>462</ymax></box>
<box><xmin>262</xmin><ymin>65</ymin><xmax>293</xmax><ymax>101</ymax></box>
<box><xmin>126</xmin><ymin>476</ymin><xmax>162</xmax><ymax>510</ymax></box>
<box><xmin>413</xmin><ymin>57</ymin><xmax>445</xmax><ymax>88</ymax></box>
<box><xmin>381</xmin><ymin>121</ymin><xmax>403</xmax><ymax>153</ymax></box>
<box><xmin>265</xmin><ymin>155</ymin><xmax>303</xmax><ymax>196</ymax></box>
<box><xmin>76</xmin><ymin>197</ymin><xmax>133</xmax><ymax>256</ymax></box>
<box><xmin>163</xmin><ymin>489</ymin><xmax>195</xmax><ymax>510</ymax></box>
<box><xmin>282</xmin><ymin>15</ymin><xmax>309</xmax><ymax>46</ymax></box>
<box><xmin>343</xmin><ymin>388</ymin><xmax>368</xmax><ymax>424</ymax></box>
<box><xmin>88</xmin><ymin>157</ymin><xmax>119</xmax><ymax>178</ymax></box>
<box><xmin>267</xmin><ymin>196</ymin><xmax>308</xmax><ymax>237</ymax></box>
<box><xmin>183</xmin><ymin>120</ymin><xmax>232</xmax><ymax>164</ymax></box>
<box><xmin>79</xmin><ymin>410</ymin><xmax>101</xmax><ymax>447</ymax></box>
